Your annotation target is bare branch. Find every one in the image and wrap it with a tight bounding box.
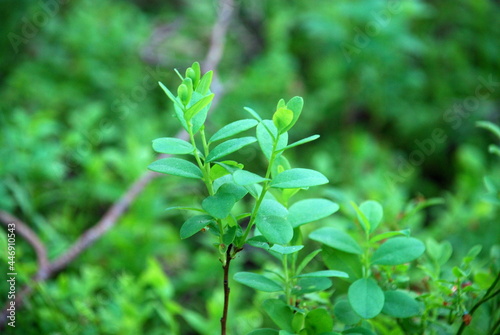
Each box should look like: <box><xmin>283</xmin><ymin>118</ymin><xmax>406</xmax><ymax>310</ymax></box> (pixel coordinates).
<box><xmin>0</xmin><ymin>0</ymin><xmax>236</xmax><ymax>328</ymax></box>
<box><xmin>0</xmin><ymin>211</ymin><xmax>49</xmax><ymax>280</ymax></box>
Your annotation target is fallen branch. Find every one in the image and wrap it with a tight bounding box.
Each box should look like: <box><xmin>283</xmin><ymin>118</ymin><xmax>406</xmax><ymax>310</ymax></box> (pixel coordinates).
<box><xmin>0</xmin><ymin>0</ymin><xmax>235</xmax><ymax>328</ymax></box>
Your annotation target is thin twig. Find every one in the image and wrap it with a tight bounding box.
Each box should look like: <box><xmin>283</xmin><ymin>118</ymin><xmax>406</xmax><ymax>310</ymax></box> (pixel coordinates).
<box><xmin>0</xmin><ymin>211</ymin><xmax>49</xmax><ymax>280</ymax></box>
<box><xmin>0</xmin><ymin>0</ymin><xmax>235</xmax><ymax>328</ymax></box>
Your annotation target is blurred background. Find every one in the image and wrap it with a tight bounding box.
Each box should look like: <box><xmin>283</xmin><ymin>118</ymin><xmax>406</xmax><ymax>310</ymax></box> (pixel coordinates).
<box><xmin>0</xmin><ymin>0</ymin><xmax>499</xmax><ymax>334</ymax></box>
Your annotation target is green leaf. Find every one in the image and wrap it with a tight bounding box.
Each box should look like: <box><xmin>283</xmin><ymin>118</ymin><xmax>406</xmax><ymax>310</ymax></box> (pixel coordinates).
<box><xmin>282</xmin><ymin>96</ymin><xmax>304</xmax><ymax>133</ymax></box>
<box><xmin>348</xmin><ymin>278</ymin><xmax>385</xmax><ymax>319</ymax></box>
<box><xmin>206</xmin><ymin>137</ymin><xmax>257</xmax><ymax>162</ymax></box>
<box><xmin>476</xmin><ymin>120</ymin><xmax>500</xmax><ymax>139</ymax></box>
<box><xmin>292</xmin><ymin>312</ymin><xmax>305</xmax><ymax>333</ymax></box>
<box><xmin>256</xmin><ymin>120</ymin><xmax>288</xmax><ymax>159</ymax></box>
<box><xmin>292</xmin><ymin>277</ymin><xmax>332</xmax><ymax>295</ymax></box>
<box><xmin>247</xmin><ymin>236</ymin><xmax>270</xmax><ymax>250</ymax></box>
<box><xmin>353</xmin><ymin>200</ymin><xmax>383</xmax><ymax>234</ymax></box>
<box><xmin>343</xmin><ymin>327</ymin><xmax>376</xmax><ymax>335</ymax></box>
<box><xmin>296</xmin><ymin>249</ymin><xmax>322</xmax><ymax>275</ymax></box>
<box><xmin>234</xmin><ymin>272</ymin><xmax>282</xmax><ymax>292</ymax></box>
<box><xmin>296</xmin><ymin>270</ymin><xmax>348</xmax><ymax>278</ymax></box>
<box><xmin>233</xmin><ymin>169</ymin><xmax>269</xmax><ymax>186</ymax></box>
<box><xmin>304</xmin><ymin>308</ymin><xmax>333</xmax><ymax>334</ymax></box>
<box><xmin>322</xmin><ymin>246</ymin><xmax>362</xmax><ymax>282</ymax></box>
<box><xmin>180</xmin><ymin>215</ymin><xmax>215</xmax><ymax>239</ymax></box>
<box><xmin>371</xmin><ymin>237</ymin><xmax>425</xmax><ymax>265</ymax></box>
<box><xmin>223</xmin><ymin>225</ymin><xmax>237</xmax><ymax>246</ymax></box>
<box><xmin>262</xmin><ymin>299</ymin><xmax>294</xmax><ymax>332</ymax></box>
<box><xmin>288</xmin><ymin>199</ymin><xmax>339</xmax><ymax>228</ymax></box>
<box><xmin>165</xmin><ymin>206</ymin><xmax>206</xmax><ymax>213</ymax></box>
<box><xmin>244</xmin><ymin>106</ymin><xmax>263</xmax><ymax>121</ymax></box>
<box><xmin>210</xmin><ymin>160</ymin><xmax>242</xmax><ymax>180</ymax></box>
<box><xmin>195</xmin><ymin>70</ymin><xmax>213</xmax><ymax>95</ymax></box>
<box><xmin>270</xmin><ymin>244</ymin><xmax>304</xmax><ymax>255</ymax></box>
<box><xmin>217</xmin><ymin>181</ymin><xmax>248</xmax><ymax>201</ymax></box>
<box><xmin>158</xmin><ymin>82</ymin><xmax>183</xmax><ymax>107</ymax></box>
<box><xmin>370</xmin><ymin>229</ymin><xmax>410</xmax><ymax>243</ymax></box>
<box><xmin>309</xmin><ymin>227</ymin><xmax>362</xmax><ymax>254</ymax></box>
<box><xmin>202</xmin><ymin>193</ymin><xmax>236</xmax><ymax>219</ymax></box>
<box><xmin>426</xmin><ymin>238</ymin><xmax>453</xmax><ymax>266</ymax></box>
<box><xmin>209</xmin><ymin>119</ymin><xmax>259</xmax><ymax>143</ymax></box>
<box><xmin>279</xmin><ymin>134</ymin><xmax>320</xmax><ymax>152</ymax></box>
<box><xmin>273</xmin><ymin>107</ymin><xmax>294</xmax><ymax>134</ymax></box>
<box><xmin>148</xmin><ymin>157</ymin><xmax>203</xmax><ymax>179</ymax></box>
<box><xmin>184</xmin><ymin>93</ymin><xmax>214</xmax><ymax>121</ymax></box>
<box><xmin>382</xmin><ymin>291</ymin><xmax>422</xmax><ymax>318</ymax></box>
<box><xmin>270</xmin><ymin>168</ymin><xmax>329</xmax><ymax>189</ymax></box>
<box><xmin>334</xmin><ymin>300</ymin><xmax>361</xmax><ymax>325</ymax></box>
<box><xmin>256</xmin><ymin>200</ymin><xmax>293</xmax><ymax>245</ymax></box>
<box><xmin>152</xmin><ymin>137</ymin><xmax>194</xmax><ymax>155</ymax></box>
<box><xmin>247</xmin><ymin>330</ymin><xmax>279</xmax><ymax>335</ymax></box>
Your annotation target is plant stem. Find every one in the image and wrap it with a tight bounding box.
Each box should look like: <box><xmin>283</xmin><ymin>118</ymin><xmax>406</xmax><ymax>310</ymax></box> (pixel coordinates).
<box><xmin>221</xmin><ymin>244</ymin><xmax>233</xmax><ymax>335</ymax></box>
<box><xmin>239</xmin><ymin>138</ymin><xmax>279</xmax><ymax>244</ymax></box>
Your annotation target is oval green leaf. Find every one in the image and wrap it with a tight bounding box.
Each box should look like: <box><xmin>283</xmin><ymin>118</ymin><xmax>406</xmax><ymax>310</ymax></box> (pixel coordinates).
<box><xmin>292</xmin><ymin>277</ymin><xmax>332</xmax><ymax>295</ymax></box>
<box><xmin>233</xmin><ymin>169</ymin><xmax>269</xmax><ymax>186</ymax></box>
<box><xmin>371</xmin><ymin>237</ymin><xmax>425</xmax><ymax>265</ymax></box>
<box><xmin>270</xmin><ymin>168</ymin><xmax>329</xmax><ymax>189</ymax></box>
<box><xmin>296</xmin><ymin>270</ymin><xmax>348</xmax><ymax>279</ymax></box>
<box><xmin>288</xmin><ymin>199</ymin><xmax>339</xmax><ymax>227</ymax></box>
<box><xmin>359</xmin><ymin>200</ymin><xmax>383</xmax><ymax>233</ymax></box>
<box><xmin>247</xmin><ymin>330</ymin><xmax>279</xmax><ymax>335</ymax></box>
<box><xmin>279</xmin><ymin>134</ymin><xmax>320</xmax><ymax>152</ymax></box>
<box><xmin>382</xmin><ymin>290</ymin><xmax>422</xmax><ymax>318</ymax></box>
<box><xmin>209</xmin><ymin>119</ymin><xmax>259</xmax><ymax>143</ymax></box>
<box><xmin>234</xmin><ymin>272</ymin><xmax>283</xmax><ymax>292</ymax></box>
<box><xmin>304</xmin><ymin>308</ymin><xmax>333</xmax><ymax>334</ymax></box>
<box><xmin>262</xmin><ymin>299</ymin><xmax>294</xmax><ymax>332</ymax></box>
<box><xmin>180</xmin><ymin>215</ymin><xmax>215</xmax><ymax>239</ymax></box>
<box><xmin>184</xmin><ymin>93</ymin><xmax>214</xmax><ymax>121</ymax></box>
<box><xmin>370</xmin><ymin>229</ymin><xmax>410</xmax><ymax>243</ymax></box>
<box><xmin>201</xmin><ymin>193</ymin><xmax>236</xmax><ymax>219</ymax></box>
<box><xmin>256</xmin><ymin>121</ymin><xmax>288</xmax><ymax>159</ymax></box>
<box><xmin>270</xmin><ymin>244</ymin><xmax>304</xmax><ymax>255</ymax></box>
<box><xmin>256</xmin><ymin>200</ymin><xmax>293</xmax><ymax>245</ymax></box>
<box><xmin>273</xmin><ymin>107</ymin><xmax>294</xmax><ymax>134</ymax></box>
<box><xmin>206</xmin><ymin>137</ymin><xmax>257</xmax><ymax>162</ymax></box>
<box><xmin>148</xmin><ymin>157</ymin><xmax>203</xmax><ymax>179</ymax></box>
<box><xmin>152</xmin><ymin>137</ymin><xmax>194</xmax><ymax>154</ymax></box>
<box><xmin>333</xmin><ymin>300</ymin><xmax>361</xmax><ymax>325</ymax></box>
<box><xmin>348</xmin><ymin>278</ymin><xmax>384</xmax><ymax>319</ymax></box>
<box><xmin>322</xmin><ymin>246</ymin><xmax>362</xmax><ymax>282</ymax></box>
<box><xmin>309</xmin><ymin>227</ymin><xmax>362</xmax><ymax>254</ymax></box>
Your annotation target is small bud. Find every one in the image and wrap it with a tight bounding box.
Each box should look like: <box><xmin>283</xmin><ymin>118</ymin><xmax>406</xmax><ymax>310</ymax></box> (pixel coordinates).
<box><xmin>178</xmin><ymin>84</ymin><xmax>190</xmax><ymax>106</ymax></box>
<box><xmin>186</xmin><ymin>68</ymin><xmax>199</xmax><ymax>88</ymax></box>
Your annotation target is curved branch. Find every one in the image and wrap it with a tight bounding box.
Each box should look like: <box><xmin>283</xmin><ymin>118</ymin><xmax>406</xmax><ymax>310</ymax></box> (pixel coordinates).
<box><xmin>0</xmin><ymin>211</ymin><xmax>49</xmax><ymax>280</ymax></box>
<box><xmin>0</xmin><ymin>0</ymin><xmax>235</xmax><ymax>329</ymax></box>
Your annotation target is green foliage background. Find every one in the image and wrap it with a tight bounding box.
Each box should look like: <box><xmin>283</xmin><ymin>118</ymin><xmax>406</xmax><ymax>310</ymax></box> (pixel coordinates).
<box><xmin>0</xmin><ymin>0</ymin><xmax>498</xmax><ymax>334</ymax></box>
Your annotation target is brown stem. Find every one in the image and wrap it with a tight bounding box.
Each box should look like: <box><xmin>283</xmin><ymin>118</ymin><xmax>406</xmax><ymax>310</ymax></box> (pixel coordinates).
<box><xmin>221</xmin><ymin>244</ymin><xmax>233</xmax><ymax>335</ymax></box>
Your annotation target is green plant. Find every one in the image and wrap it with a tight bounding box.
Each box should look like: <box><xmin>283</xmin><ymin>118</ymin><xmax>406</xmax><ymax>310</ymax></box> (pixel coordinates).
<box><xmin>148</xmin><ymin>62</ymin><xmax>338</xmax><ymax>334</ymax></box>
<box><xmin>310</xmin><ymin>200</ymin><xmax>427</xmax><ymax>334</ymax></box>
